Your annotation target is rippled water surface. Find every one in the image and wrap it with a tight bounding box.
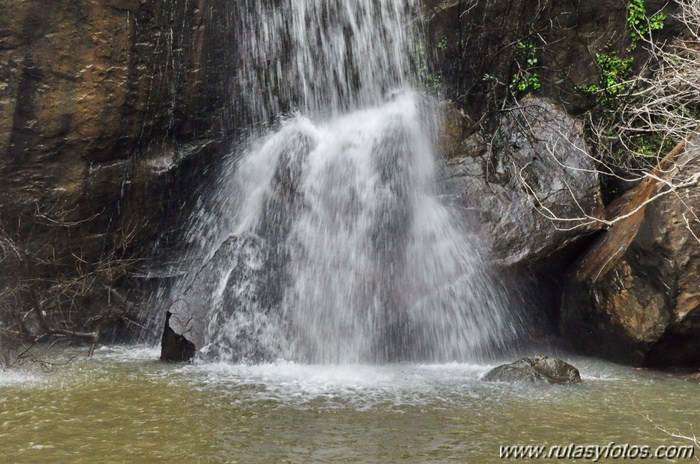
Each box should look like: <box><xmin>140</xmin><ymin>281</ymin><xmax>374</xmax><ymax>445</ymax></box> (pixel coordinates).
<box><xmin>1</xmin><ymin>346</ymin><xmax>698</xmax><ymax>463</ymax></box>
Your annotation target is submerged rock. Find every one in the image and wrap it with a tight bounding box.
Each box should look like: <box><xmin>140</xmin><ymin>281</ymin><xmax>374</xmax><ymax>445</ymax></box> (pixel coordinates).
<box><xmin>483</xmin><ymin>356</ymin><xmax>582</xmax><ymax>384</ymax></box>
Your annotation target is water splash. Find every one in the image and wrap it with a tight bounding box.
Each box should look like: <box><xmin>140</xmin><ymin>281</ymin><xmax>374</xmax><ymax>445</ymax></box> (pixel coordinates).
<box><xmin>164</xmin><ymin>0</ymin><xmax>526</xmax><ymax>363</ymax></box>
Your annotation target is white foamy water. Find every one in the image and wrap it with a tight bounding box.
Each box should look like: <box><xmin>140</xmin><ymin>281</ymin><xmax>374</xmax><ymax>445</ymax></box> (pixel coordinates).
<box><xmin>0</xmin><ymin>370</ymin><xmax>41</xmax><ymax>387</ymax></box>
<box><xmin>2</xmin><ymin>346</ymin><xmax>697</xmax><ymax>464</ymax></box>
<box><xmin>162</xmin><ymin>0</ymin><xmax>528</xmax><ymax>364</ymax></box>
<box><xmin>178</xmin><ymin>359</ymin><xmax>493</xmax><ymax>404</ymax></box>
<box><xmin>171</xmin><ymin>91</ymin><xmax>525</xmax><ymax>364</ymax></box>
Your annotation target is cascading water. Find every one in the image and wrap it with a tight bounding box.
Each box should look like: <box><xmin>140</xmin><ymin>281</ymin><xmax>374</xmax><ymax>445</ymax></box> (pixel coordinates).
<box><xmin>165</xmin><ymin>0</ymin><xmax>526</xmax><ymax>363</ymax></box>
<box><xmin>233</xmin><ymin>0</ymin><xmax>419</xmax><ymax>119</ymax></box>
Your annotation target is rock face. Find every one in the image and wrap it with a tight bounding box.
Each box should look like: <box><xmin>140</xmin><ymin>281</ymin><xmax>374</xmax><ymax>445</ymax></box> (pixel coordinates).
<box><xmin>441</xmin><ymin>97</ymin><xmax>604</xmax><ymax>266</ymax></box>
<box><xmin>423</xmin><ymin>0</ymin><xmax>680</xmax><ymax>118</ymax></box>
<box><xmin>166</xmin><ymin>235</ymin><xmax>283</xmax><ymax>363</ymax></box>
<box><xmin>561</xmin><ymin>141</ymin><xmax>700</xmax><ymax>367</ymax></box>
<box><xmin>0</xmin><ymin>0</ymin><xmax>239</xmax><ymax>339</ymax></box>
<box><xmin>483</xmin><ymin>356</ymin><xmax>582</xmax><ymax>384</ymax></box>
<box><xmin>1</xmin><ymin>0</ymin><xmax>234</xmax><ymax>229</ymax></box>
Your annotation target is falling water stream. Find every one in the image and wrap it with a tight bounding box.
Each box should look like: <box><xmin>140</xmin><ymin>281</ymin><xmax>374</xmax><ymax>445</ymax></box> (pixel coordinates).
<box><xmin>166</xmin><ymin>0</ymin><xmax>524</xmax><ymax>364</ymax></box>
<box><xmin>2</xmin><ymin>2</ymin><xmax>699</xmax><ymax>462</ymax></box>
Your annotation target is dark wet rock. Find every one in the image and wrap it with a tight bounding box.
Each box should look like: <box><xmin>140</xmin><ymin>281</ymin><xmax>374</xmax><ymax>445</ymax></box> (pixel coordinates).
<box><xmin>161</xmin><ymin>126</ymin><xmax>316</xmax><ymax>362</ymax></box>
<box><xmin>441</xmin><ymin>97</ymin><xmax>604</xmax><ymax>266</ymax></box>
<box><xmin>163</xmin><ymin>235</ymin><xmax>280</xmax><ymax>363</ymax></box>
<box><xmin>160</xmin><ymin>312</ymin><xmax>196</xmax><ymax>362</ymax></box>
<box><xmin>483</xmin><ymin>356</ymin><xmax>582</xmax><ymax>384</ymax></box>
<box><xmin>561</xmin><ymin>140</ymin><xmax>700</xmax><ymax>368</ymax></box>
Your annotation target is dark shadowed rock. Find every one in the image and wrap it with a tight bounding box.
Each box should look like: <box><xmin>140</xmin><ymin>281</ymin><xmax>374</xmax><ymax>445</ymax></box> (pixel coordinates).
<box><xmin>441</xmin><ymin>97</ymin><xmax>604</xmax><ymax>266</ymax></box>
<box><xmin>160</xmin><ymin>312</ymin><xmax>196</xmax><ymax>362</ymax></box>
<box><xmin>483</xmin><ymin>356</ymin><xmax>582</xmax><ymax>384</ymax></box>
<box><xmin>163</xmin><ymin>235</ymin><xmax>280</xmax><ymax>363</ymax></box>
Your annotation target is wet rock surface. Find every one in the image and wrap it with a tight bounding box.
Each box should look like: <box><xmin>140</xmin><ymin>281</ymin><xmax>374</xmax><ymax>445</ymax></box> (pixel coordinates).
<box><xmin>561</xmin><ymin>140</ymin><xmax>700</xmax><ymax>368</ymax></box>
<box><xmin>162</xmin><ymin>130</ymin><xmax>312</xmax><ymax>361</ymax></box>
<box><xmin>441</xmin><ymin>97</ymin><xmax>604</xmax><ymax>266</ymax></box>
<box><xmin>165</xmin><ymin>235</ymin><xmax>280</xmax><ymax>363</ymax></box>
<box><xmin>483</xmin><ymin>356</ymin><xmax>582</xmax><ymax>384</ymax></box>
<box><xmin>0</xmin><ymin>0</ymin><xmax>239</xmax><ymax>336</ymax></box>
<box><xmin>160</xmin><ymin>312</ymin><xmax>196</xmax><ymax>362</ymax></box>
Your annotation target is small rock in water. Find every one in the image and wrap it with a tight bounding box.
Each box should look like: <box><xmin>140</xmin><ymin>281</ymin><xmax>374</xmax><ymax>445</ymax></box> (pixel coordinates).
<box><xmin>482</xmin><ymin>356</ymin><xmax>582</xmax><ymax>385</ymax></box>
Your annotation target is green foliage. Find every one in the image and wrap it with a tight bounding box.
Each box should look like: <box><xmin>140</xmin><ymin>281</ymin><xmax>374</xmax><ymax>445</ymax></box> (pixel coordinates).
<box><xmin>415</xmin><ymin>38</ymin><xmax>449</xmax><ymax>93</ymax></box>
<box><xmin>578</xmin><ymin>52</ymin><xmax>634</xmax><ymax>106</ymax></box>
<box><xmin>510</xmin><ymin>40</ymin><xmax>542</xmax><ymax>93</ymax></box>
<box><xmin>611</xmin><ymin>134</ymin><xmax>675</xmax><ymax>168</ymax></box>
<box><xmin>596</xmin><ymin>53</ymin><xmax>634</xmax><ymax>91</ymax></box>
<box><xmin>417</xmin><ymin>65</ymin><xmax>443</xmax><ymax>92</ymax></box>
<box><xmin>633</xmin><ymin>135</ymin><xmax>675</xmax><ymax>159</ymax></box>
<box><xmin>580</xmin><ymin>0</ymin><xmax>665</xmax><ymax>104</ymax></box>
<box><xmin>627</xmin><ymin>0</ymin><xmax>666</xmax><ymax>49</ymax></box>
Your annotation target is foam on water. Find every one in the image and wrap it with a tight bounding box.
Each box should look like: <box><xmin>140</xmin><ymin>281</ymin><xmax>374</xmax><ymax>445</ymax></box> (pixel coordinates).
<box><xmin>0</xmin><ymin>370</ymin><xmax>41</xmax><ymax>387</ymax></box>
<box><xmin>94</xmin><ymin>345</ymin><xmax>162</xmax><ymax>362</ymax></box>
<box><xmin>175</xmin><ymin>359</ymin><xmax>495</xmax><ymax>407</ymax></box>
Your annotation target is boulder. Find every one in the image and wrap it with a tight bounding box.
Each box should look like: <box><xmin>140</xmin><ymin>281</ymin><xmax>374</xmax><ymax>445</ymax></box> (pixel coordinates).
<box><xmin>483</xmin><ymin>356</ymin><xmax>582</xmax><ymax>384</ymax></box>
<box><xmin>164</xmin><ymin>235</ymin><xmax>281</xmax><ymax>363</ymax></box>
<box><xmin>162</xmin><ymin>128</ymin><xmax>315</xmax><ymax>362</ymax></box>
<box><xmin>160</xmin><ymin>312</ymin><xmax>196</xmax><ymax>362</ymax></box>
<box><xmin>441</xmin><ymin>97</ymin><xmax>604</xmax><ymax>266</ymax></box>
<box><xmin>561</xmin><ymin>139</ymin><xmax>700</xmax><ymax>368</ymax></box>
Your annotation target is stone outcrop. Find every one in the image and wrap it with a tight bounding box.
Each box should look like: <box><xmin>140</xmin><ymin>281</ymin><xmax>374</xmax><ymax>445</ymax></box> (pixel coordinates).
<box><xmin>560</xmin><ymin>140</ymin><xmax>700</xmax><ymax>367</ymax></box>
<box><xmin>161</xmin><ymin>130</ymin><xmax>313</xmax><ymax>361</ymax></box>
<box><xmin>427</xmin><ymin>1</ymin><xmax>699</xmax><ymax>369</ymax></box>
<box><xmin>160</xmin><ymin>312</ymin><xmax>196</xmax><ymax>362</ymax></box>
<box><xmin>0</xmin><ymin>0</ymin><xmax>238</xmax><ymax>339</ymax></box>
<box><xmin>483</xmin><ymin>356</ymin><xmax>582</xmax><ymax>384</ymax></box>
<box><xmin>423</xmin><ymin>0</ymin><xmax>681</xmax><ymax>118</ymax></box>
<box><xmin>441</xmin><ymin>96</ymin><xmax>604</xmax><ymax>266</ymax></box>
<box><xmin>166</xmin><ymin>235</ymin><xmax>281</xmax><ymax>363</ymax></box>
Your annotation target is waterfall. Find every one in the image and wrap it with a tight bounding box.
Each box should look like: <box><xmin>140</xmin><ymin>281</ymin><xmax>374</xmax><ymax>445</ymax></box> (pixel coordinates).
<box><xmin>232</xmin><ymin>0</ymin><xmax>419</xmax><ymax>119</ymax></box>
<box><xmin>165</xmin><ymin>0</ymin><xmax>525</xmax><ymax>363</ymax></box>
